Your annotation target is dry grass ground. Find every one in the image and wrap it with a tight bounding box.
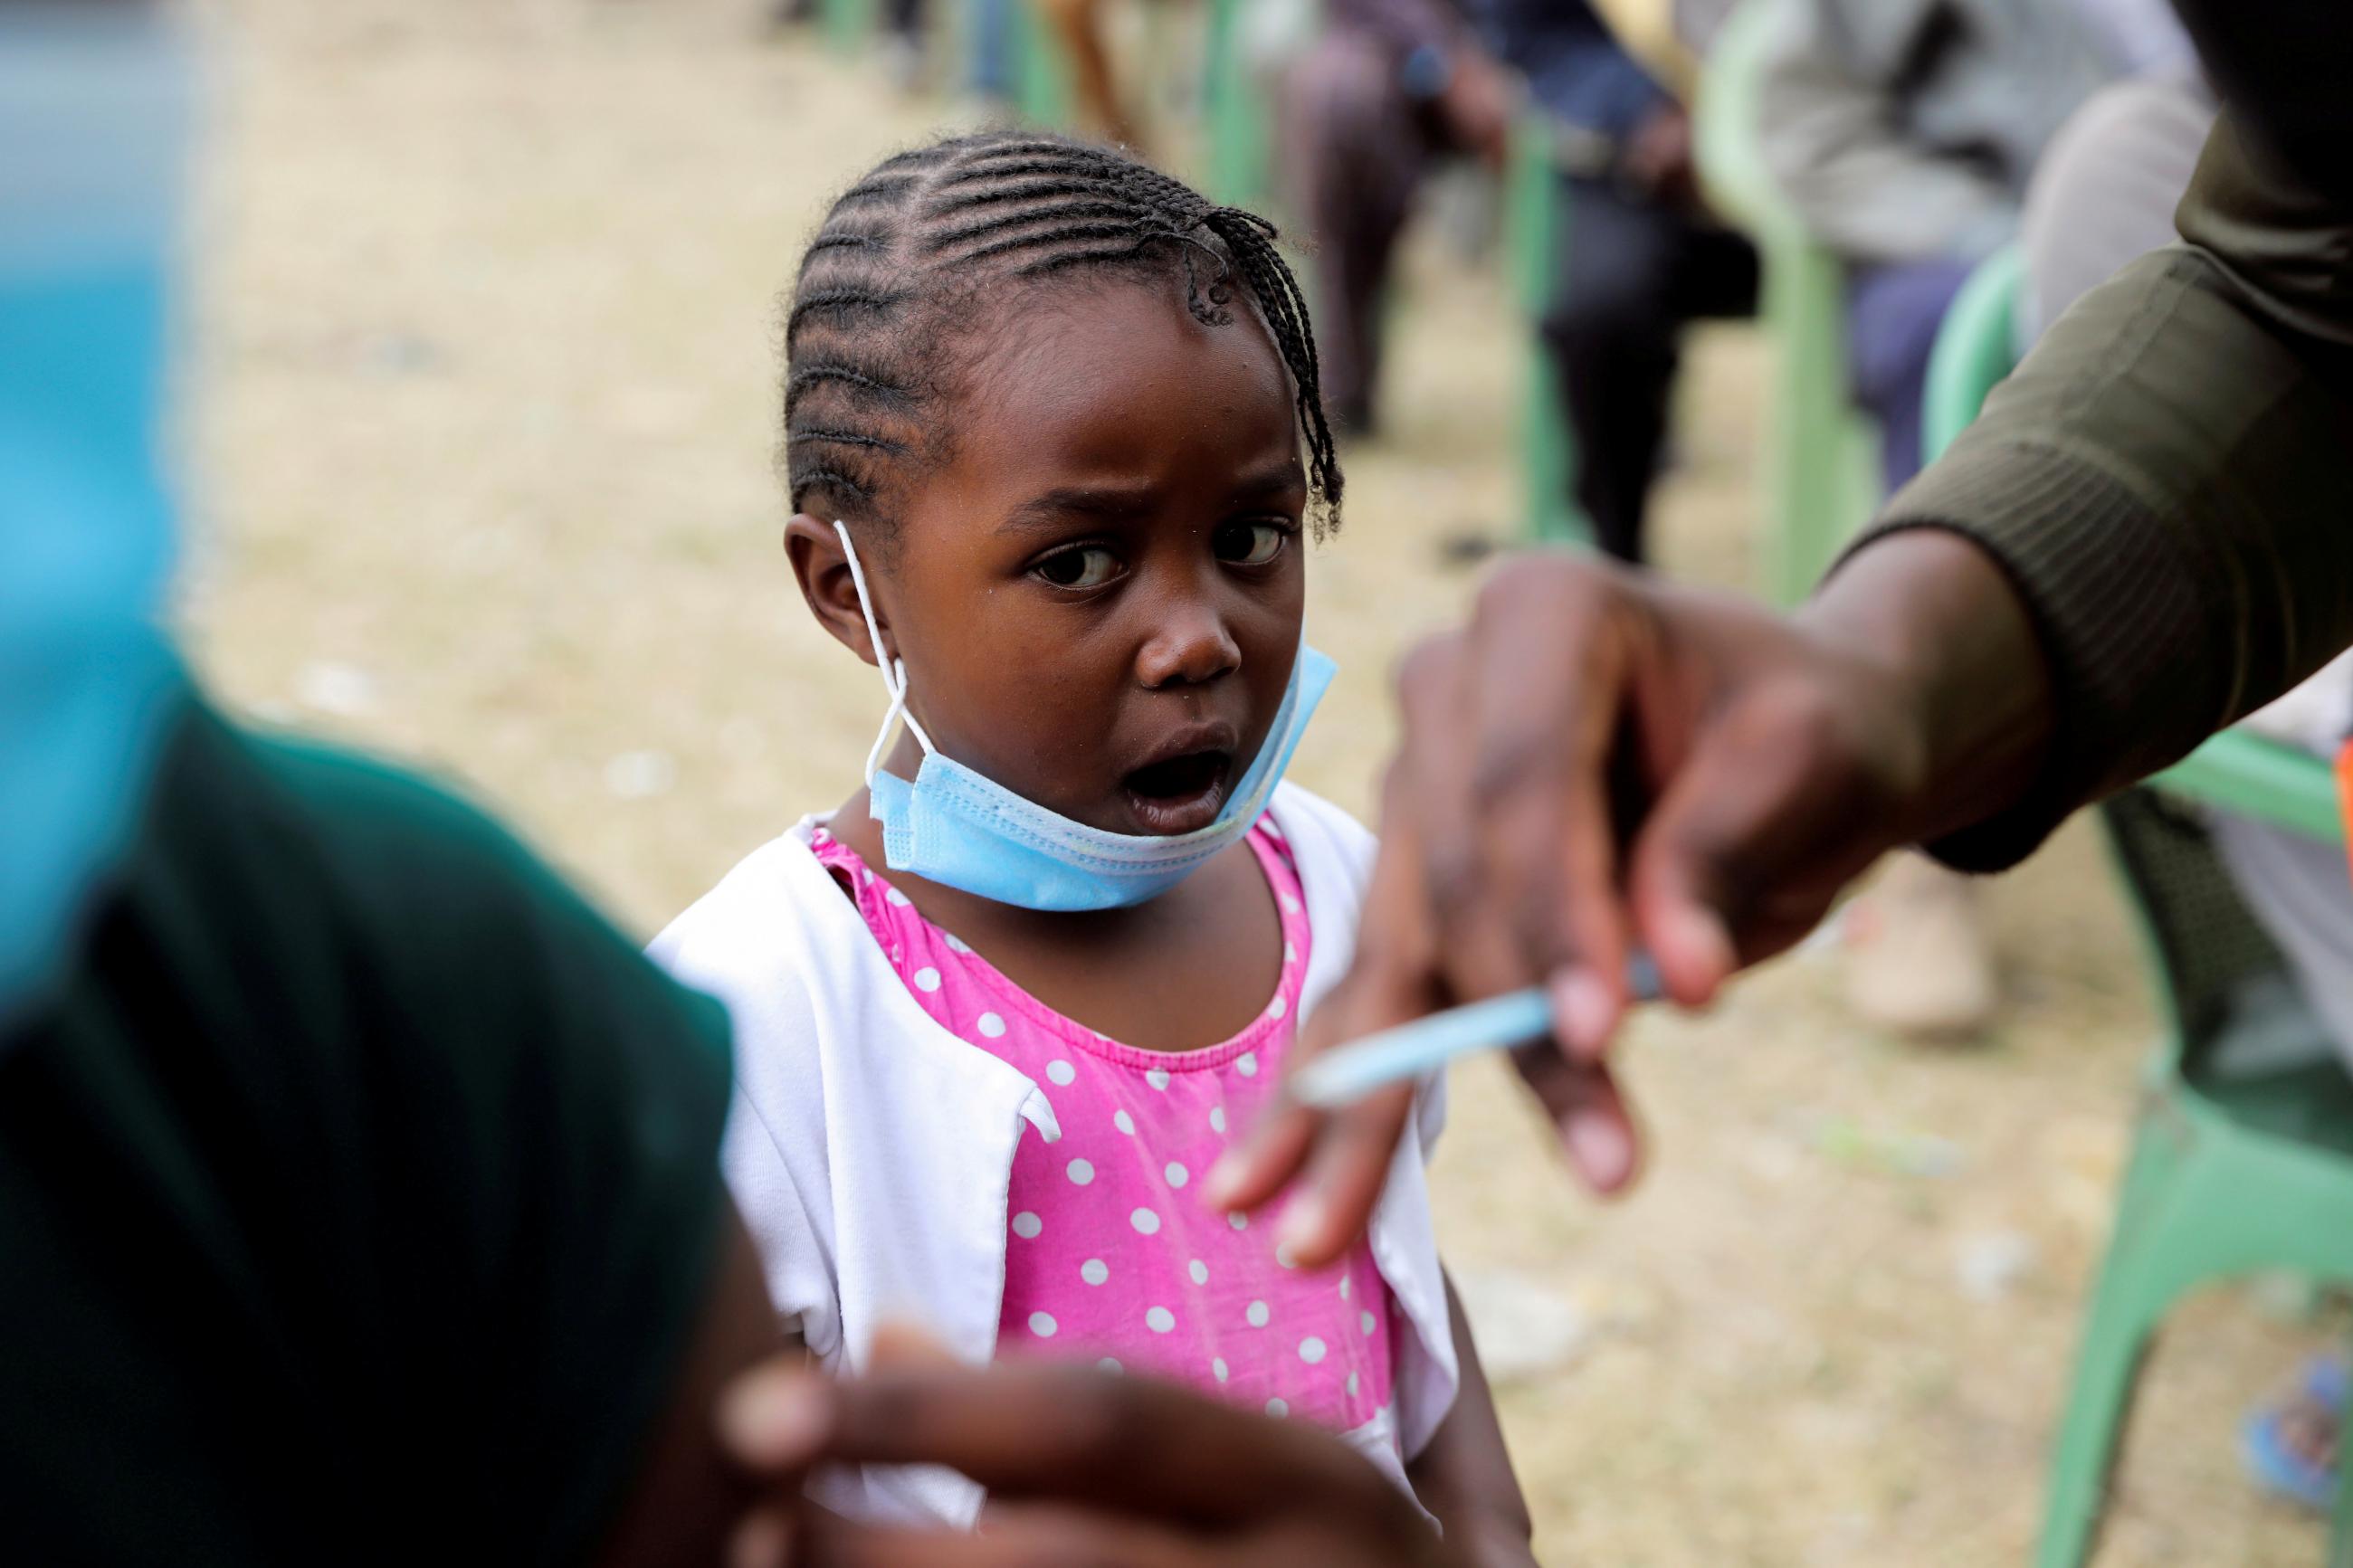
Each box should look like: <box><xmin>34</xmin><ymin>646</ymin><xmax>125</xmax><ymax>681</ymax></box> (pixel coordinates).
<box><xmin>183</xmin><ymin>2</ymin><xmax>2329</xmax><ymax>1561</ymax></box>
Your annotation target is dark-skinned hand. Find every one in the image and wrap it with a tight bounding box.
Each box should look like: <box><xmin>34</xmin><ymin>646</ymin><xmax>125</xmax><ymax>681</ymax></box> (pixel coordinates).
<box><xmin>718</xmin><ymin>1327</ymin><xmax>1467</xmax><ymax>1568</ymax></box>
<box><xmin>1207</xmin><ymin>537</ymin><xmax>2053</xmax><ymax>1264</ymax></box>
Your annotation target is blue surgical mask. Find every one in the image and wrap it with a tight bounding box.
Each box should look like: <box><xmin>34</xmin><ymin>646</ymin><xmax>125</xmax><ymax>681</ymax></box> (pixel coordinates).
<box><xmin>0</xmin><ymin>5</ymin><xmax>192</xmax><ymax>1028</ymax></box>
<box><xmin>834</xmin><ymin>520</ymin><xmax>1334</xmax><ymax>911</ymax></box>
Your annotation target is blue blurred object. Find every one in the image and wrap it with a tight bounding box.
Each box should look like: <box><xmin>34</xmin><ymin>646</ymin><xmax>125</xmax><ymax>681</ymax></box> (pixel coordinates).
<box><xmin>1289</xmin><ymin>954</ymin><xmax>1664</xmax><ymax>1109</ymax></box>
<box><xmin>966</xmin><ymin>0</ymin><xmax>1015</xmax><ymax>101</ymax></box>
<box><xmin>0</xmin><ymin>6</ymin><xmax>191</xmax><ymax>1030</ymax></box>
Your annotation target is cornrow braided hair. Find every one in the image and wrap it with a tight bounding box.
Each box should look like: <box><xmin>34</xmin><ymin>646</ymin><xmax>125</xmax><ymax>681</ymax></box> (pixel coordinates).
<box><xmin>782</xmin><ymin>131</ymin><xmax>1341</xmax><ymax>544</ymax></box>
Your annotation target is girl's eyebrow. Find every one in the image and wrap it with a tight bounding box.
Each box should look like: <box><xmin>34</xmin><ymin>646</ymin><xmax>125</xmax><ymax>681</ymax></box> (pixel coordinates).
<box><xmin>1225</xmin><ymin>458</ymin><xmax>1308</xmax><ymax>502</ymax></box>
<box><xmin>996</xmin><ymin>483</ymin><xmax>1161</xmax><ymax>536</ymax></box>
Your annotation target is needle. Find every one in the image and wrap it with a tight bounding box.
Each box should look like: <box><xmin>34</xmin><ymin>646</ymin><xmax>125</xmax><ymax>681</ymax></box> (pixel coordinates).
<box><xmin>1288</xmin><ymin>954</ymin><xmax>1663</xmax><ymax>1109</ymax></box>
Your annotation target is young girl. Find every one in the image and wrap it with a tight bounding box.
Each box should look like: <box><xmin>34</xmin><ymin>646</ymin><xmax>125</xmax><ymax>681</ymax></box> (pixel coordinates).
<box><xmin>652</xmin><ymin>131</ymin><xmax>1531</xmax><ymax>1559</ymax></box>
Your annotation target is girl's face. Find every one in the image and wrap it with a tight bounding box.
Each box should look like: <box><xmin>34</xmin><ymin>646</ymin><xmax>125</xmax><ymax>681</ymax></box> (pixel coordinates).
<box><xmin>797</xmin><ymin>279</ymin><xmax>1309</xmax><ymax>837</ymax></box>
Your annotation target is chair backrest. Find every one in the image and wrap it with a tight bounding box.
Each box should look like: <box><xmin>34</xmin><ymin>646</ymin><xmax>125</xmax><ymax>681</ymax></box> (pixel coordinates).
<box><xmin>1691</xmin><ymin>0</ymin><xmax>1880</xmax><ymax>604</ymax></box>
<box><xmin>2101</xmin><ymin>789</ymin><xmax>2306</xmax><ymax>1075</ymax></box>
<box><xmin>1922</xmin><ymin>244</ymin><xmax>2024</xmax><ymax>464</ymax></box>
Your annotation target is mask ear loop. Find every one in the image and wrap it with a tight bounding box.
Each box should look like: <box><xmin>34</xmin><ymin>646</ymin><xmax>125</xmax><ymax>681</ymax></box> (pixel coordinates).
<box><xmin>834</xmin><ymin>520</ymin><xmax>936</xmax><ymax>784</ymax></box>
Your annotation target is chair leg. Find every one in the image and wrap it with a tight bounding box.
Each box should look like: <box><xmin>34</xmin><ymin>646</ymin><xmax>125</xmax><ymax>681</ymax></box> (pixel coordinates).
<box><xmin>2038</xmin><ymin>1264</ymin><xmax>2162</xmax><ymax>1568</ymax></box>
<box><xmin>2330</xmin><ymin>1377</ymin><xmax>2353</xmax><ymax>1568</ymax></box>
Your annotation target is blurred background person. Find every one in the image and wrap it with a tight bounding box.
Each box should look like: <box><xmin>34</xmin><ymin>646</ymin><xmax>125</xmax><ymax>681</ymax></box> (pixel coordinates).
<box><xmin>1279</xmin><ymin>0</ymin><xmax>1756</xmax><ymax>565</ymax></box>
<box><xmin>1753</xmin><ymin>0</ymin><xmax>2113</xmax><ymax>1041</ymax></box>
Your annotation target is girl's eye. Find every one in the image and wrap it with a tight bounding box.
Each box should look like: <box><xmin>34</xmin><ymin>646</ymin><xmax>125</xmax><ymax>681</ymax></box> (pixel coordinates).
<box><xmin>1034</xmin><ymin>546</ymin><xmax>1123</xmax><ymax>589</ymax></box>
<box><xmin>1215</xmin><ymin>521</ymin><xmax>1289</xmax><ymax>567</ymax></box>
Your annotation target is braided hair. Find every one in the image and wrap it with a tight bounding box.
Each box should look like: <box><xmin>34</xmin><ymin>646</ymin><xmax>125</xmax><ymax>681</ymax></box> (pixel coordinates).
<box><xmin>783</xmin><ymin>132</ymin><xmax>1341</xmax><ymax>547</ymax></box>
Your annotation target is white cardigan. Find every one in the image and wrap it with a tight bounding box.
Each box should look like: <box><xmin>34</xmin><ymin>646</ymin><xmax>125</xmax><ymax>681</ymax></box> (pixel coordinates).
<box><xmin>650</xmin><ymin>782</ymin><xmax>1458</xmax><ymax>1526</ymax></box>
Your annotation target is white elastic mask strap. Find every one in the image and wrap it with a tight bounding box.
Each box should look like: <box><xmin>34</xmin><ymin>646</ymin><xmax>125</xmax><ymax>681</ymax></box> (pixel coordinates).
<box><xmin>834</xmin><ymin>520</ymin><xmax>934</xmax><ymax>784</ymax></box>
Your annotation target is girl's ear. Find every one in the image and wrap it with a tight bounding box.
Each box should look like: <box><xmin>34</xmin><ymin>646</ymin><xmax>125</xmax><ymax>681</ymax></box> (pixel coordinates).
<box><xmin>785</xmin><ymin>513</ymin><xmax>887</xmax><ymax>668</ymax></box>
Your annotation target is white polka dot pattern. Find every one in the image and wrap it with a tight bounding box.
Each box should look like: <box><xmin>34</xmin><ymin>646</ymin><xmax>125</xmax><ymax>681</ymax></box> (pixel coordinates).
<box><xmin>810</xmin><ymin>822</ymin><xmax>1395</xmax><ymax>1440</ymax></box>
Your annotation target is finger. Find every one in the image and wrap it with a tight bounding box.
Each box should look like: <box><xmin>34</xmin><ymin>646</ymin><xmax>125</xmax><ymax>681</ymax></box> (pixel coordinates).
<box><xmin>1626</xmin><ymin>681</ymin><xmax>1870</xmax><ymax>1000</ymax></box>
<box><xmin>808</xmin><ymin>1361</ymin><xmax>1383</xmax><ymax>1525</ymax></box>
<box><xmin>1207</xmin><ymin>756</ymin><xmax>1448</xmax><ymax>1253</ymax></box>
<box><xmin>726</xmin><ymin>1507</ymin><xmax>796</xmax><ymax>1568</ymax></box>
<box><xmin>1199</xmin><ymin>1079</ymin><xmax>1320</xmax><ymax>1217</ymax></box>
<box><xmin>1509</xmin><ymin>1039</ymin><xmax>1642</xmax><ymax>1193</ymax></box>
<box><xmin>718</xmin><ymin>1356</ymin><xmax>836</xmax><ymax>1474</ymax></box>
<box><xmin>1391</xmin><ymin>630</ymin><xmax>1535</xmax><ymax>1007</ymax></box>
<box><xmin>868</xmin><ymin>1322</ymin><xmax>965</xmax><ymax>1372</ymax></box>
<box><xmin>797</xmin><ymin>1507</ymin><xmax>1217</xmax><ymax>1568</ymax></box>
<box><xmin>1271</xmin><ymin>1079</ymin><xmax>1416</xmax><ymax>1267</ymax></box>
<box><xmin>1457</xmin><ymin>557</ymin><xmax>1644</xmax><ymax>1060</ymax></box>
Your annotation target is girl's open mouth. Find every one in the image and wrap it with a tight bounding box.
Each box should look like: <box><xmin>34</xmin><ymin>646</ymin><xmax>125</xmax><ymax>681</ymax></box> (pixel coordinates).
<box><xmin>1121</xmin><ymin>749</ymin><xmax>1233</xmax><ymax>835</ymax></box>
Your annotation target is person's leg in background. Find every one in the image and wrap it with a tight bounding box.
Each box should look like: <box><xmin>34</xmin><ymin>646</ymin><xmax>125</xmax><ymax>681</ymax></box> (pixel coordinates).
<box><xmin>1040</xmin><ymin>0</ymin><xmax>1138</xmax><ymax>146</ymax></box>
<box><xmin>882</xmin><ymin>0</ymin><xmax>928</xmax><ymax>89</ymax></box>
<box><xmin>1276</xmin><ymin>27</ymin><xmax>1437</xmax><ymax>436</ymax></box>
<box><xmin>1845</xmin><ymin>255</ymin><xmax>1978</xmax><ymax>497</ymax></box>
<box><xmin>1838</xmin><ymin>252</ymin><xmax>1991</xmax><ymax>1038</ymax></box>
<box><xmin>1541</xmin><ymin>178</ymin><xmax>1756</xmax><ymax>564</ymax></box>
<box><xmin>966</xmin><ymin>0</ymin><xmax>1017</xmax><ymax>104</ymax></box>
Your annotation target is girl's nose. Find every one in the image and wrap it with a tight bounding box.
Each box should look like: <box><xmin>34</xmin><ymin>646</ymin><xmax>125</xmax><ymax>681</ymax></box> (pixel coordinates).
<box><xmin>1137</xmin><ymin>600</ymin><xmax>1242</xmax><ymax>689</ymax></box>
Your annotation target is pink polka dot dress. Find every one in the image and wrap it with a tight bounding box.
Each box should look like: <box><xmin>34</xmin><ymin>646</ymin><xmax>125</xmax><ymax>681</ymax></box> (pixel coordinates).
<box><xmin>812</xmin><ymin>821</ymin><xmax>1399</xmax><ymax>1440</ymax></box>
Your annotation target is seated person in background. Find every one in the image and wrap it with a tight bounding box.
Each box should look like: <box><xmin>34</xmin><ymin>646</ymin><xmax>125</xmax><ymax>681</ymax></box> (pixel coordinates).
<box><xmin>1039</xmin><ymin>0</ymin><xmax>1150</xmax><ymax>147</ymax></box>
<box><xmin>1754</xmin><ymin>0</ymin><xmax>2115</xmax><ymax>1041</ymax></box>
<box><xmin>1280</xmin><ymin>0</ymin><xmax>1757</xmax><ymax>565</ymax></box>
<box><xmin>2022</xmin><ymin>14</ymin><xmax>2353</xmax><ymax>1511</ymax></box>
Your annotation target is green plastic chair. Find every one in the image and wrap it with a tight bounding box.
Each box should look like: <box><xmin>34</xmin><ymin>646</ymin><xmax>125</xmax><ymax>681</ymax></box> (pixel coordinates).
<box><xmin>1014</xmin><ymin>0</ymin><xmax>1073</xmax><ymax>126</ymax></box>
<box><xmin>1504</xmin><ymin>114</ymin><xmax>1588</xmax><ymax>546</ymax></box>
<box><xmin>1690</xmin><ymin>0</ymin><xmax>1879</xmax><ymax>606</ymax></box>
<box><xmin>823</xmin><ymin>0</ymin><xmax>876</xmax><ymax>54</ymax></box>
<box><xmin>1923</xmin><ymin>242</ymin><xmax>2353</xmax><ymax>1568</ymax></box>
<box><xmin>1201</xmin><ymin>0</ymin><xmax>1269</xmax><ymax>207</ymax></box>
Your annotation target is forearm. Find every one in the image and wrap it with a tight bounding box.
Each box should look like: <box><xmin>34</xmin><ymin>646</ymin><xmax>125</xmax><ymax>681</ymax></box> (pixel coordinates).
<box><xmin>1406</xmin><ymin>1276</ymin><xmax>1537</xmax><ymax>1568</ymax></box>
<box><xmin>1802</xmin><ymin>529</ymin><xmax>2054</xmax><ymax>853</ymax></box>
<box><xmin>1841</xmin><ymin>225</ymin><xmax>2353</xmax><ymax>866</ymax></box>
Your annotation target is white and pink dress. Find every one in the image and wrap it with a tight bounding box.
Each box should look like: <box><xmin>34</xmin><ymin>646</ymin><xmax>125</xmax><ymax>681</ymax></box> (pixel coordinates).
<box><xmin>653</xmin><ymin>783</ymin><xmax>1458</xmax><ymax>1529</ymax></box>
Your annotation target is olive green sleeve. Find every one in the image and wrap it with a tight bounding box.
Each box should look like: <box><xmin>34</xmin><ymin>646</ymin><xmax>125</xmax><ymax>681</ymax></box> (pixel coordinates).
<box><xmin>1843</xmin><ymin>112</ymin><xmax>2353</xmax><ymax>871</ymax></box>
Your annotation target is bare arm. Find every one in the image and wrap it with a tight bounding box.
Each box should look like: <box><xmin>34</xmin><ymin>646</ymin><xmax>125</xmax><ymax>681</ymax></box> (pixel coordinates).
<box><xmin>595</xmin><ymin>1206</ymin><xmax>804</xmax><ymax>1568</ymax></box>
<box><xmin>1405</xmin><ymin>1274</ymin><xmax>1538</xmax><ymax>1568</ymax></box>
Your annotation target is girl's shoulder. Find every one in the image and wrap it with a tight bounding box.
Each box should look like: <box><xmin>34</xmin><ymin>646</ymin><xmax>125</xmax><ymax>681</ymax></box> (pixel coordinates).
<box><xmin>1265</xmin><ymin>781</ymin><xmax>1377</xmax><ymax>901</ymax></box>
<box><xmin>646</xmin><ymin>818</ymin><xmax>852</xmax><ymax>1054</ymax></box>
